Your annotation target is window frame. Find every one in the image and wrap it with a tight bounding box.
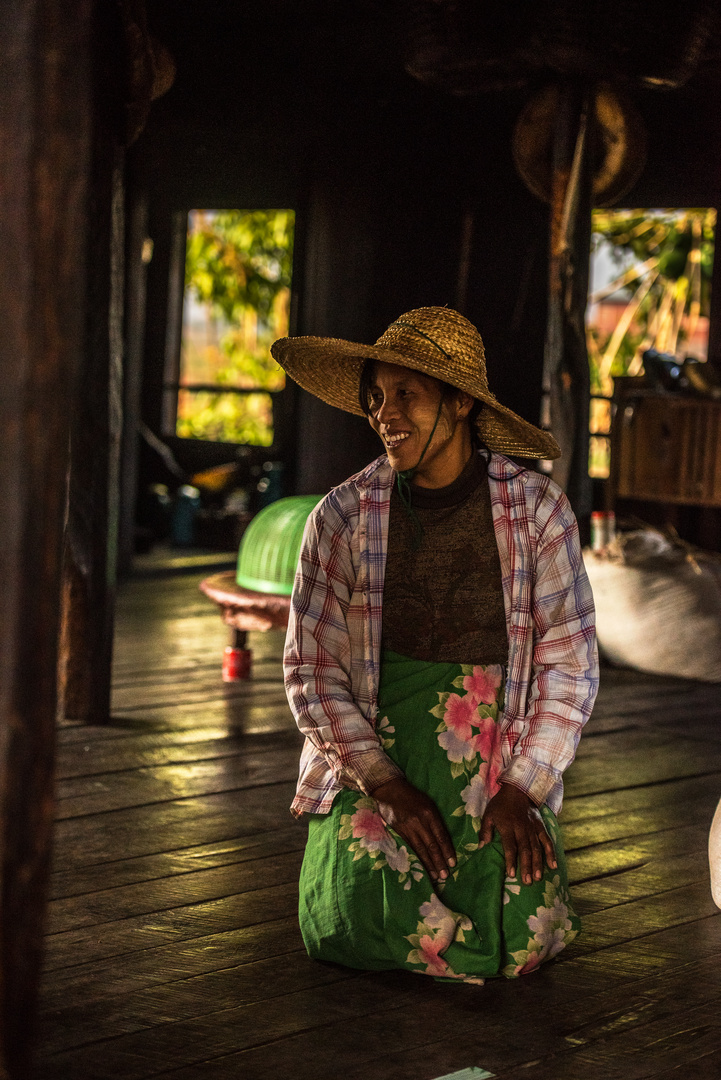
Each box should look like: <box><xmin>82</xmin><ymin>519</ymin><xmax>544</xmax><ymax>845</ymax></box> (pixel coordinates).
<box><xmin>586</xmin><ymin>206</ymin><xmax>716</xmax><ymax>481</ymax></box>
<box><xmin>161</xmin><ymin>208</ymin><xmax>296</xmax><ymax>460</ymax></box>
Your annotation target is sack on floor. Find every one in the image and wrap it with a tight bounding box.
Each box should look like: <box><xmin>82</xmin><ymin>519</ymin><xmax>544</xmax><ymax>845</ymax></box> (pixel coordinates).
<box><xmin>584</xmin><ymin>529</ymin><xmax>721</xmax><ymax>683</ymax></box>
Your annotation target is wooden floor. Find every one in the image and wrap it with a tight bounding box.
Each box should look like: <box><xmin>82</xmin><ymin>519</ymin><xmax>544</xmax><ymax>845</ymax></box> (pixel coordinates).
<box><xmin>37</xmin><ymin>566</ymin><xmax>721</xmax><ymax>1080</ymax></box>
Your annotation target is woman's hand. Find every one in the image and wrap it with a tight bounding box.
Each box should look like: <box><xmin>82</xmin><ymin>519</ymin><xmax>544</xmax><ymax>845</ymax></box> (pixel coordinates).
<box><xmin>479</xmin><ymin>783</ymin><xmax>557</xmax><ymax>885</ymax></box>
<box><xmin>371</xmin><ymin>777</ymin><xmax>456</xmax><ymax>882</ymax></box>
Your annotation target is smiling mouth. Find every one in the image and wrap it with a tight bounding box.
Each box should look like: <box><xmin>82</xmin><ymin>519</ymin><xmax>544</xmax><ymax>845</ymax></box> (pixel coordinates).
<box><xmin>384</xmin><ymin>432</ymin><xmax>411</xmax><ymax>448</ymax></box>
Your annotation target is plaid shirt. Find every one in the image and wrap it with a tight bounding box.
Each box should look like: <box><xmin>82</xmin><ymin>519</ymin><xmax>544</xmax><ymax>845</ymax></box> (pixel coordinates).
<box><xmin>284</xmin><ymin>451</ymin><xmax>598</xmax><ymax>817</ymax></box>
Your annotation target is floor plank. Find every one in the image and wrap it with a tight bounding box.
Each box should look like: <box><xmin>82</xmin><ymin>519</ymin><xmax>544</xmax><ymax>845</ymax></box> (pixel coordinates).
<box><xmin>48</xmin><ymin>824</ymin><xmax>305</xmax><ymax>899</ymax></box>
<box><xmin>52</xmin><ymin>782</ymin><xmax>299</xmax><ymax>867</ymax></box>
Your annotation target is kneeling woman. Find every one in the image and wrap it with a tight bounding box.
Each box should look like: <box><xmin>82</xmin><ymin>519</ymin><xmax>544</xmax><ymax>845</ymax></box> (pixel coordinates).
<box><xmin>271</xmin><ymin>307</ymin><xmax>598</xmax><ymax>983</ymax></box>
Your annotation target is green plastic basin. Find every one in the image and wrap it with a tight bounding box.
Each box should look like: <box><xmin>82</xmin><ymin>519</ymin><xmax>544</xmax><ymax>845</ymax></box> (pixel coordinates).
<box><xmin>236</xmin><ymin>495</ymin><xmax>324</xmax><ymax>595</ymax></box>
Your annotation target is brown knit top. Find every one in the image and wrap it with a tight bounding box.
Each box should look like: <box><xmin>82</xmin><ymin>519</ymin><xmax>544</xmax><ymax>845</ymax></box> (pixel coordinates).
<box><xmin>381</xmin><ymin>452</ymin><xmax>508</xmax><ymax>665</ymax></box>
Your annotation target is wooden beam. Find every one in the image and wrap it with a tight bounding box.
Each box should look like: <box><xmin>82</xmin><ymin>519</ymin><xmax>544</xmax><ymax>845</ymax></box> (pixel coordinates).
<box><xmin>544</xmin><ymin>81</ymin><xmax>594</xmax><ymax>519</ymax></box>
<box><xmin>0</xmin><ymin>0</ymin><xmax>93</xmax><ymax>1075</ymax></box>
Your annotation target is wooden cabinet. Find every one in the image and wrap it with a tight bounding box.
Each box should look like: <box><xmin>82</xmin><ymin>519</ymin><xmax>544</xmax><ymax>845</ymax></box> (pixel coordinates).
<box><xmin>611</xmin><ymin>384</ymin><xmax>721</xmax><ymax>508</ymax></box>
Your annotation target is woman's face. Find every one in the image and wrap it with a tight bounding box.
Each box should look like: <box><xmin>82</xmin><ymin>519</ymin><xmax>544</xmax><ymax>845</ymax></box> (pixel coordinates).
<box><xmin>366</xmin><ymin>361</ymin><xmax>473</xmax><ymax>487</ymax></box>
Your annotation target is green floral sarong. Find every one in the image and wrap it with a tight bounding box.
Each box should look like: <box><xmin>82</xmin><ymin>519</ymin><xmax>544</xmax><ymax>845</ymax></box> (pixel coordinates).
<box><xmin>299</xmin><ymin>650</ymin><xmax>580</xmax><ymax>983</ymax></box>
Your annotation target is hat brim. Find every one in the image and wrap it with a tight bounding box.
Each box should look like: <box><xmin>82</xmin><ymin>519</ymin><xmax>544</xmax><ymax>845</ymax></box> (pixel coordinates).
<box><xmin>271</xmin><ymin>335</ymin><xmax>561</xmax><ymax>460</ymax></box>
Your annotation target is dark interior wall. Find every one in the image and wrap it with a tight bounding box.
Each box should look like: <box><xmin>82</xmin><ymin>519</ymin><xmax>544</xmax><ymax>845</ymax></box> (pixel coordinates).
<box><xmin>132</xmin><ymin>1</ymin><xmax>721</xmax><ymax>499</ymax></box>
<box><xmin>290</xmin><ymin>94</ymin><xmax>553</xmax><ymax>492</ymax></box>
<box><xmin>132</xmin><ymin>2</ymin><xmax>554</xmax><ymax>495</ymax></box>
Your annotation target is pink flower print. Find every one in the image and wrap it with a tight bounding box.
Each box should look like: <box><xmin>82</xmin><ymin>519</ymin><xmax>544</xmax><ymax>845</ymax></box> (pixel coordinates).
<box><xmin>416</xmin><ymin>933</ymin><xmax>451</xmax><ymax>978</ymax></box>
<box><xmin>460</xmin><ymin>772</ymin><xmax>488</xmax><ymax>820</ymax></box>
<box><xmin>527</xmin><ymin>896</ymin><xmax>574</xmax><ymax>959</ymax></box>
<box><xmin>385</xmin><ymin>843</ymin><xmax>411</xmax><ymax>873</ymax></box>
<box><xmin>486</xmin><ymin>754</ymin><xmax>503</xmax><ymax>800</ymax></box>
<box><xmin>351</xmin><ymin>806</ymin><xmax>388</xmax><ymax>850</ymax></box>
<box><xmin>462</xmin><ymin>755</ymin><xmax>502</xmax><ymax>822</ymax></box>
<box><xmin>516</xmin><ymin>950</ymin><xmax>542</xmax><ymax>976</ymax></box>
<box><xmin>471</xmin><ymin>714</ymin><xmax>500</xmax><ymax>763</ymax></box>
<box><xmin>419</xmin><ymin>893</ymin><xmax>458</xmax><ymax>932</ymax></box>
<box><xmin>438</xmin><ymin>727</ymin><xmax>478</xmax><ymax>763</ymax></box>
<box><xmin>544</xmin><ymin>930</ymin><xmax>569</xmax><ymax>961</ymax></box>
<box><xmin>407</xmin><ymin>899</ymin><xmax>477</xmax><ymax>980</ymax></box>
<box><xmin>443</xmin><ymin>692</ymin><xmax>479</xmax><ymax>742</ymax></box>
<box><xmin>463</xmin><ymin>665</ymin><xmax>502</xmax><ymax>706</ymax></box>
<box><xmin>472</xmin><ymin>716</ymin><xmax>503</xmax><ymax>798</ymax></box>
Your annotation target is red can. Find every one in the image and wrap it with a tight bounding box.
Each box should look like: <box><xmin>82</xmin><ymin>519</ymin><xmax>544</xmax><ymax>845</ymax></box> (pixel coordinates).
<box><xmin>591</xmin><ymin>511</ymin><xmax>616</xmax><ymax>553</ymax></box>
<box><xmin>223</xmin><ymin>646</ymin><xmax>252</xmax><ymax>681</ymax></box>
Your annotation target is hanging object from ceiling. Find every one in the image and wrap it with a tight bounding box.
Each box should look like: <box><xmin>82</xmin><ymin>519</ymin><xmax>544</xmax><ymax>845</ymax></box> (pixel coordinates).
<box><xmin>400</xmin><ymin>0</ymin><xmax>720</xmax><ymax>95</ymax></box>
<box><xmin>119</xmin><ymin>0</ymin><xmax>177</xmax><ymax>146</ymax></box>
<box><xmin>512</xmin><ymin>82</ymin><xmax>647</xmax><ymax>208</ymax></box>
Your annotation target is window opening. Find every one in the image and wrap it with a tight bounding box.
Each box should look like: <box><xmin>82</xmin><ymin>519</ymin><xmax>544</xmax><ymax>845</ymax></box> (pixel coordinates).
<box><xmin>175</xmin><ymin>209</ymin><xmax>294</xmax><ymax>445</ymax></box>
<box><xmin>586</xmin><ymin>207</ymin><xmax>716</xmax><ymax>478</ymax></box>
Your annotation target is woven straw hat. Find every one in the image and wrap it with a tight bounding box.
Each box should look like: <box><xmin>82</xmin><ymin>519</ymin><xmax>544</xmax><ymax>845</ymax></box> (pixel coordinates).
<box><xmin>271</xmin><ymin>306</ymin><xmax>560</xmax><ymax>460</ymax></box>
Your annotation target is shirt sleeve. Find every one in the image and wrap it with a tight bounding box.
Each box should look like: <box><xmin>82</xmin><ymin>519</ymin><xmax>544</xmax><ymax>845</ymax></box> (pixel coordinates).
<box><xmin>500</xmin><ymin>485</ymin><xmax>599</xmax><ymax>807</ymax></box>
<box><xmin>283</xmin><ymin>494</ymin><xmax>403</xmax><ymax>797</ymax></box>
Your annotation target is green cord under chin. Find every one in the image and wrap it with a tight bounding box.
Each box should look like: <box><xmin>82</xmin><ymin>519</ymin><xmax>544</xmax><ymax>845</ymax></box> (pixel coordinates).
<box><xmin>395</xmin><ymin>398</ymin><xmax>444</xmax><ymax>551</ymax></box>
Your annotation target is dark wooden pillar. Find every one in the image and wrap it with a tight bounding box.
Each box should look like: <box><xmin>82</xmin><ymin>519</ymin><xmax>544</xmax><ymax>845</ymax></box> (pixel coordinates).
<box><xmin>57</xmin><ymin>6</ymin><xmax>125</xmax><ymax>724</ymax></box>
<box><xmin>544</xmin><ymin>83</ymin><xmax>594</xmax><ymax>518</ymax></box>
<box><xmin>0</xmin><ymin>1</ymin><xmax>93</xmax><ymax>1075</ymax></box>
<box><xmin>118</xmin><ymin>189</ymin><xmax>151</xmax><ymax>576</ymax></box>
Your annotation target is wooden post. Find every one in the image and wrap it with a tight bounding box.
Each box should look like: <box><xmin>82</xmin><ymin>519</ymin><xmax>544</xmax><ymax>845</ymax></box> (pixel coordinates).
<box><xmin>0</xmin><ymin>0</ymin><xmax>93</xmax><ymax>1075</ymax></box>
<box><xmin>57</xmin><ymin>5</ymin><xmax>125</xmax><ymax>724</ymax></box>
<box><xmin>118</xmin><ymin>189</ymin><xmax>151</xmax><ymax>576</ymax></box>
<box><xmin>544</xmin><ymin>82</ymin><xmax>594</xmax><ymax>519</ymax></box>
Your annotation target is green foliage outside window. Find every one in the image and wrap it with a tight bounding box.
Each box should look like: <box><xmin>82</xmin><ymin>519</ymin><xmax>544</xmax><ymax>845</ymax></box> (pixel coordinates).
<box><xmin>178</xmin><ymin>209</ymin><xmax>294</xmax><ymax>443</ymax></box>
<box><xmin>176</xmin><ymin>390</ymin><xmax>274</xmax><ymax>446</ymax></box>
<box><xmin>588</xmin><ymin>208</ymin><xmax>715</xmax><ymax>396</ymax></box>
<box><xmin>586</xmin><ymin>208</ymin><xmax>715</xmax><ymax>478</ymax></box>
